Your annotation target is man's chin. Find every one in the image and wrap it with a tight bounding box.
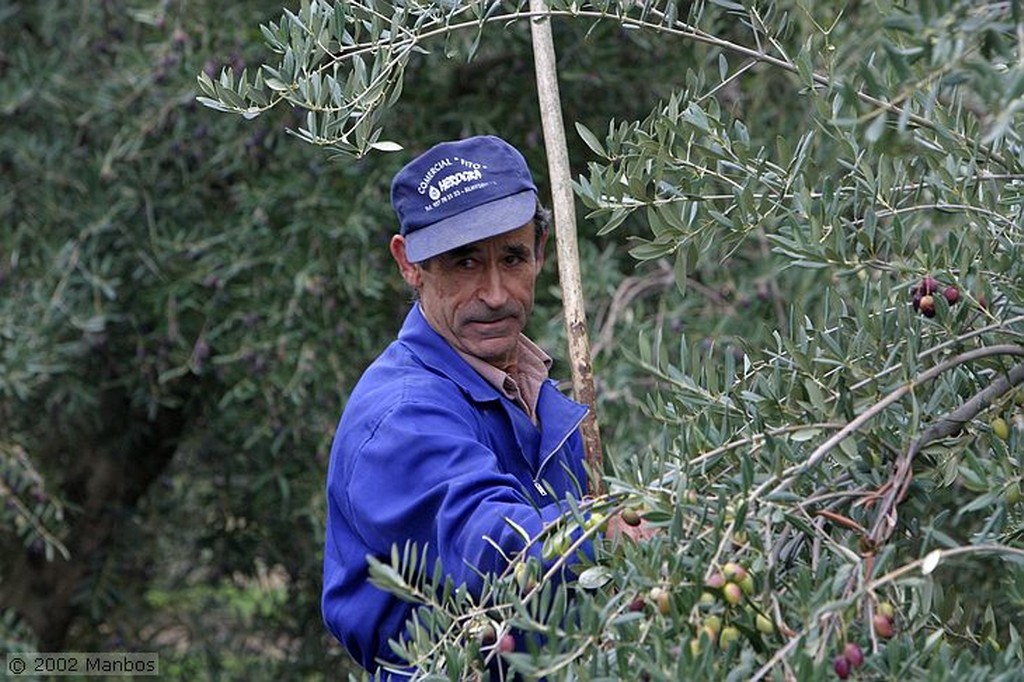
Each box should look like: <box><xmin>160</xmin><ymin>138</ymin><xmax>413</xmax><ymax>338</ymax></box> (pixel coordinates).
<box><xmin>462</xmin><ymin>336</ymin><xmax>518</xmax><ymax>366</ymax></box>
<box><xmin>464</xmin><ymin>318</ymin><xmax>519</xmax><ymax>339</ymax></box>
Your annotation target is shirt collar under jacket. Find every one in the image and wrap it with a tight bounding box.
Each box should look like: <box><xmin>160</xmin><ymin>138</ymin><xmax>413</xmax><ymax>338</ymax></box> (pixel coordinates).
<box><xmin>455</xmin><ymin>328</ymin><xmax>552</xmax><ymax>425</ymax></box>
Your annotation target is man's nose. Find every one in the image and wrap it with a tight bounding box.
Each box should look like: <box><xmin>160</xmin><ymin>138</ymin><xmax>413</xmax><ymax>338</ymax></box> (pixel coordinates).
<box><xmin>478</xmin><ymin>264</ymin><xmax>509</xmax><ymax>308</ymax></box>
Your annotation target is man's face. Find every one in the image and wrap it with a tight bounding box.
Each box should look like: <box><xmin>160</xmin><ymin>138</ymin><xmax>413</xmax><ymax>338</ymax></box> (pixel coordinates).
<box><xmin>391</xmin><ymin>222</ymin><xmax>547</xmax><ymax>373</ymax></box>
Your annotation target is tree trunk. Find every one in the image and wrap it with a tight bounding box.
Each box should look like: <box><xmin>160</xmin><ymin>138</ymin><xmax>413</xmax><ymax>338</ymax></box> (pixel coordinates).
<box><xmin>0</xmin><ymin>389</ymin><xmax>186</xmax><ymax>649</ymax></box>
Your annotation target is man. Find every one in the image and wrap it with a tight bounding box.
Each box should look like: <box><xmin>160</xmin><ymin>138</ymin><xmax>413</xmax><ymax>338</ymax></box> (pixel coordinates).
<box><xmin>321</xmin><ymin>135</ymin><xmax>637</xmax><ymax>677</ymax></box>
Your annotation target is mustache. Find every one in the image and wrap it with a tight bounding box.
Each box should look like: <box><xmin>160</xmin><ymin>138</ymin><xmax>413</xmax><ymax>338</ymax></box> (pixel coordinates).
<box><xmin>460</xmin><ymin>305</ymin><xmax>521</xmax><ymax>324</ymax></box>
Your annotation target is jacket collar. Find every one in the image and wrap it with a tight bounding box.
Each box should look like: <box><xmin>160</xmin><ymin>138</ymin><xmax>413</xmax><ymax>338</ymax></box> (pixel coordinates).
<box><xmin>397</xmin><ymin>304</ymin><xmax>506</xmax><ymax>404</ymax></box>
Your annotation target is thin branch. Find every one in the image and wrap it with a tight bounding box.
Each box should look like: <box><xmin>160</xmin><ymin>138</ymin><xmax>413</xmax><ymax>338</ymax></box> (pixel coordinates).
<box><xmin>759</xmin><ymin>344</ymin><xmax>1024</xmax><ymax>500</ymax></box>
<box><xmin>866</xmin><ymin>359</ymin><xmax>1024</xmax><ymax>546</ymax></box>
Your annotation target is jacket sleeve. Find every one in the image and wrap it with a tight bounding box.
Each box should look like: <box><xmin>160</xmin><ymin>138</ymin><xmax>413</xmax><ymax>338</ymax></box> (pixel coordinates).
<box><xmin>342</xmin><ymin>393</ymin><xmax>587</xmax><ymax>594</ymax></box>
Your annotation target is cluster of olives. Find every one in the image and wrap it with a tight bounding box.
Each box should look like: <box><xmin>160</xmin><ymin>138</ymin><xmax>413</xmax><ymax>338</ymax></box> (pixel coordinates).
<box><xmin>832</xmin><ymin>641</ymin><xmax>865</xmax><ymax>679</ymax></box>
<box><xmin>689</xmin><ymin>562</ymin><xmax>773</xmax><ymax>655</ymax></box>
<box><xmin>622</xmin><ymin>560</ymin><xmax>774</xmax><ymax>658</ymax></box>
<box><xmin>704</xmin><ymin>562</ymin><xmax>755</xmax><ymax>607</ymax></box>
<box><xmin>910</xmin><ymin>275</ymin><xmax>960</xmax><ymax>318</ymax></box>
<box><xmin>831</xmin><ymin>601</ymin><xmax>897</xmax><ymax>678</ymax></box>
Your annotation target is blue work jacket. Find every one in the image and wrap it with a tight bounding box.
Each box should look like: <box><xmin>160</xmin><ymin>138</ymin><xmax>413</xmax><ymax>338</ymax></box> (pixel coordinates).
<box><xmin>322</xmin><ymin>305</ymin><xmax>591</xmax><ymax>674</ymax></box>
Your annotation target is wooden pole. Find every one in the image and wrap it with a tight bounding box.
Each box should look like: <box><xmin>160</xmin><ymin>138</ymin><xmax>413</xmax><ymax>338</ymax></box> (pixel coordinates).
<box><xmin>528</xmin><ymin>0</ymin><xmax>604</xmax><ymax>496</ymax></box>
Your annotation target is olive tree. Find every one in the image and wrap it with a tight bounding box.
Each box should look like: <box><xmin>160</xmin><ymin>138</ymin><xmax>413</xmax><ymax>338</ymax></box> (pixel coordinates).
<box><xmin>198</xmin><ymin>0</ymin><xmax>1024</xmax><ymax>678</ymax></box>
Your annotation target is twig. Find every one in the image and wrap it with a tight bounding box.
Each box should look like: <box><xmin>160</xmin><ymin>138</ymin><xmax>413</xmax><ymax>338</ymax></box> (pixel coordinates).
<box><xmin>592</xmin><ymin>261</ymin><xmax>675</xmax><ymax>358</ymax></box>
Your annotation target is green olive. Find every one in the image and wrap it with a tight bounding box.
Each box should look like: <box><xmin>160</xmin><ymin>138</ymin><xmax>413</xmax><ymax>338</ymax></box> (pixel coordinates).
<box><xmin>991</xmin><ymin>416</ymin><xmax>1010</xmax><ymax>441</ymax></box>
<box><xmin>719</xmin><ymin>625</ymin><xmax>741</xmax><ymax>648</ymax></box>
<box><xmin>1006</xmin><ymin>481</ymin><xmax>1022</xmax><ymax>506</ymax></box>
<box><xmin>621</xmin><ymin>508</ymin><xmax>643</xmax><ymax>527</ymax></box>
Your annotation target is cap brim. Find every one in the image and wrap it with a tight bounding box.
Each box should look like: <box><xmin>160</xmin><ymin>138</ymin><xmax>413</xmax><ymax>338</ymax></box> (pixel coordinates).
<box><xmin>404</xmin><ymin>190</ymin><xmax>537</xmax><ymax>263</ymax></box>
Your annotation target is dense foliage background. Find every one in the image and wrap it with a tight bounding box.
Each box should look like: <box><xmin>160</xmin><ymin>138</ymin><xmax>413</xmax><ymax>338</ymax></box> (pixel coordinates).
<box><xmin>3</xmin><ymin>0</ymin><xmax>1023</xmax><ymax>680</ymax></box>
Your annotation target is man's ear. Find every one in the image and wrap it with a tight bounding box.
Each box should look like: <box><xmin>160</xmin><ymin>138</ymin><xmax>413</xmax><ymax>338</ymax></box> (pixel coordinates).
<box><xmin>535</xmin><ymin>227</ymin><xmax>550</xmax><ymax>271</ymax></box>
<box><xmin>390</xmin><ymin>235</ymin><xmax>422</xmax><ymax>288</ymax></box>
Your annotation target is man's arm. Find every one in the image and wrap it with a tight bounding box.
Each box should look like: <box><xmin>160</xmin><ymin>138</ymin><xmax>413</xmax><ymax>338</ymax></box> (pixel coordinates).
<box><xmin>342</xmin><ymin>396</ymin><xmax>590</xmax><ymax>593</ymax></box>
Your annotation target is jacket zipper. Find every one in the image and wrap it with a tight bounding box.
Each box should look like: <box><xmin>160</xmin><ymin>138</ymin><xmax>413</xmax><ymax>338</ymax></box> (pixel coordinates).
<box><xmin>532</xmin><ymin>409</ymin><xmax>589</xmax><ymax>497</ymax></box>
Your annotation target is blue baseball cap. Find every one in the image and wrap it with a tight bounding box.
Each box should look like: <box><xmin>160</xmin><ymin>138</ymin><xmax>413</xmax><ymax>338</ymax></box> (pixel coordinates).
<box><xmin>390</xmin><ymin>135</ymin><xmax>539</xmax><ymax>263</ymax></box>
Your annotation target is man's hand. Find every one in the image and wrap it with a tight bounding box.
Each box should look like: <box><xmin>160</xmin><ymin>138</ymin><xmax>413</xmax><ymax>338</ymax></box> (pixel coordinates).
<box><xmin>604</xmin><ymin>510</ymin><xmax>659</xmax><ymax>544</ymax></box>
